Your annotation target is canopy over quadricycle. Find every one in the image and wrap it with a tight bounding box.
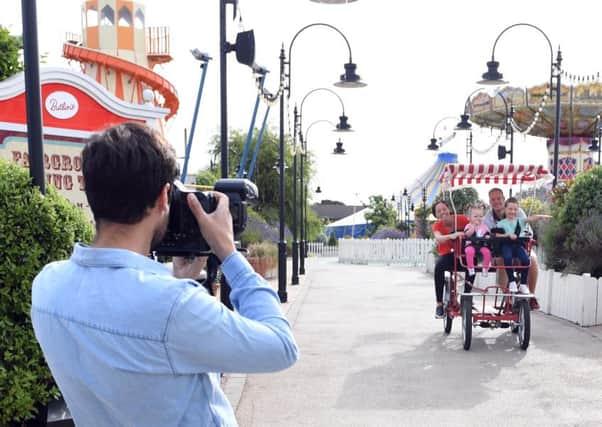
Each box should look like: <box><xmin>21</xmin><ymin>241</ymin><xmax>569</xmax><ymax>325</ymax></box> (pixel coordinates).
<box><xmin>437</xmin><ymin>163</ymin><xmax>553</xmax><ymax>351</ymax></box>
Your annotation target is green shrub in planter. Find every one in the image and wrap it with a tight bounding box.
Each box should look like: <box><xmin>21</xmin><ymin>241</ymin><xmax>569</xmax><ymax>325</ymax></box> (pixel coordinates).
<box><xmin>541</xmin><ymin>166</ymin><xmax>602</xmax><ymax>276</ymax></box>
<box><xmin>0</xmin><ymin>159</ymin><xmax>94</xmax><ymax>425</ymax></box>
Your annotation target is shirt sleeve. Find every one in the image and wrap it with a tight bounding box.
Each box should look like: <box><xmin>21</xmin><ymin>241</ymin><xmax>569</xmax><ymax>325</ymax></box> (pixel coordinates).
<box><xmin>483</xmin><ymin>210</ymin><xmax>495</xmax><ymax>229</ymax></box>
<box><xmin>164</xmin><ymin>252</ymin><xmax>298</xmax><ymax>375</ymax></box>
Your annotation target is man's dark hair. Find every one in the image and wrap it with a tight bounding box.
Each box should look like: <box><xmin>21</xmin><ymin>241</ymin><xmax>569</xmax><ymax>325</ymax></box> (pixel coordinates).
<box><xmin>432</xmin><ymin>199</ymin><xmax>450</xmax><ymax>217</ymax></box>
<box><xmin>82</xmin><ymin>122</ymin><xmax>179</xmax><ymax>224</ymax></box>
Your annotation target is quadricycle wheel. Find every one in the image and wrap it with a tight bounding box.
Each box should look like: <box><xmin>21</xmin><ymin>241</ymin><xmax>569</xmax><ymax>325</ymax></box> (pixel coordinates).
<box><xmin>461</xmin><ymin>295</ymin><xmax>473</xmax><ymax>350</ymax></box>
<box><xmin>443</xmin><ymin>277</ymin><xmax>453</xmax><ymax>334</ymax></box>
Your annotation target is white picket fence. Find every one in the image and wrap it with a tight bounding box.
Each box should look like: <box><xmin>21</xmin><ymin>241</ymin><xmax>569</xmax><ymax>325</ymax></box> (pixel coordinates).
<box><xmin>338</xmin><ymin>238</ymin><xmax>435</xmax><ymax>266</ymax></box>
<box><xmin>306</xmin><ymin>242</ymin><xmax>339</xmax><ymax>257</ymax></box>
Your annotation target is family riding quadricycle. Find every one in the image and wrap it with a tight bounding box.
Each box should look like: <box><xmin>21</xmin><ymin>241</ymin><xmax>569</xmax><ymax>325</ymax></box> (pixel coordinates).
<box><xmin>437</xmin><ymin>163</ymin><xmax>553</xmax><ymax>351</ymax></box>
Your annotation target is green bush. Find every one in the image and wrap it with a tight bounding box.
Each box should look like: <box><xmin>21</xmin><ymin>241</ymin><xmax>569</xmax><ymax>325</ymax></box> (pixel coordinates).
<box><xmin>541</xmin><ymin>167</ymin><xmax>602</xmax><ymax>276</ymax></box>
<box><xmin>0</xmin><ymin>160</ymin><xmax>94</xmax><ymax>425</ymax></box>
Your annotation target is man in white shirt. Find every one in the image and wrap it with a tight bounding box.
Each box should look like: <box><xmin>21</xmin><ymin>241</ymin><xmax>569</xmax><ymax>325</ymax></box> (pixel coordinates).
<box><xmin>484</xmin><ymin>187</ymin><xmax>540</xmax><ymax>310</ymax></box>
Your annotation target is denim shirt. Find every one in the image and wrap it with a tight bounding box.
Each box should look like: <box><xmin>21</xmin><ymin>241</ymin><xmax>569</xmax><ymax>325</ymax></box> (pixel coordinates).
<box><xmin>31</xmin><ymin>244</ymin><xmax>298</xmax><ymax>427</ymax></box>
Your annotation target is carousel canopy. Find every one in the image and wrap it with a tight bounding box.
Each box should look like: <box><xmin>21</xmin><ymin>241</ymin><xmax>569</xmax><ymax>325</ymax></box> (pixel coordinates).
<box><xmin>469</xmin><ymin>84</ymin><xmax>602</xmax><ymax>139</ymax></box>
<box><xmin>439</xmin><ymin>163</ymin><xmax>554</xmax><ymax>190</ymax></box>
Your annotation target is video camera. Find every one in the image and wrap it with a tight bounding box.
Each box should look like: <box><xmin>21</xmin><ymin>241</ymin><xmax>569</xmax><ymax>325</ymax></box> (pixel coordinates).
<box><xmin>154</xmin><ymin>178</ymin><xmax>258</xmax><ymax>257</ymax></box>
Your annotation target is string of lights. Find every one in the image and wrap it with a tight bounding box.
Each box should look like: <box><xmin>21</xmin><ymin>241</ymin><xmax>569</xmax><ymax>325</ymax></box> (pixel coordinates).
<box><xmin>509</xmin><ymin>93</ymin><xmax>548</xmax><ymax>134</ymax></box>
<box><xmin>561</xmin><ymin>70</ymin><xmax>600</xmax><ymax>84</ymax></box>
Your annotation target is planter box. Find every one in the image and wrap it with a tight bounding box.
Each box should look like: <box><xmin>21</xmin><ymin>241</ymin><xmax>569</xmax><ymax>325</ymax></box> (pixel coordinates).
<box><xmin>247</xmin><ymin>257</ymin><xmax>275</xmax><ymax>279</ymax></box>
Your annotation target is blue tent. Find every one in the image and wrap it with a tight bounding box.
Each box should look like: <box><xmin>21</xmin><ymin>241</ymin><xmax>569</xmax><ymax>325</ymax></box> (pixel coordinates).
<box><xmin>325</xmin><ymin>208</ymin><xmax>370</xmax><ymax>238</ymax></box>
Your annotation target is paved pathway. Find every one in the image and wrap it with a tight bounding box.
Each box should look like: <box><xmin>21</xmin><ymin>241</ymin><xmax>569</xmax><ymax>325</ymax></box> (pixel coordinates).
<box><xmin>225</xmin><ymin>258</ymin><xmax>602</xmax><ymax>427</ymax></box>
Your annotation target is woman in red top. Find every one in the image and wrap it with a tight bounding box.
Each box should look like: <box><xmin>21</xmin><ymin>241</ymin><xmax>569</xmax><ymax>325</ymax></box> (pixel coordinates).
<box><xmin>431</xmin><ymin>200</ymin><xmax>469</xmax><ymax>318</ymax></box>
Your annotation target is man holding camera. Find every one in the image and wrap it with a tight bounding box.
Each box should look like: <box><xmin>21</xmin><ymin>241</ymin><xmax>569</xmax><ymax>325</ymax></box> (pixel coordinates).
<box><xmin>31</xmin><ymin>123</ymin><xmax>298</xmax><ymax>426</ymax></box>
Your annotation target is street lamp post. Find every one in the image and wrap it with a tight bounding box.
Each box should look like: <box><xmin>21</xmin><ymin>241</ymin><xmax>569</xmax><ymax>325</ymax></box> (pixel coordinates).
<box><xmin>402</xmin><ymin>188</ymin><xmax>410</xmax><ymax>233</ymax></box>
<box><xmin>422</xmin><ymin>186</ymin><xmax>427</xmax><ymax>238</ymax></box>
<box><xmin>276</xmin><ymin>22</ymin><xmax>366</xmax><ymax>302</ymax></box>
<box><xmin>495</xmin><ymin>94</ymin><xmax>515</xmax><ymax>165</ymax></box>
<box><xmin>21</xmin><ymin>0</ymin><xmax>45</xmax><ymax>193</ymax></box>
<box><xmin>299</xmin><ymin>119</ymin><xmax>347</xmax><ymax>263</ymax></box>
<box><xmin>296</xmin><ymin>88</ymin><xmax>352</xmax><ymax>278</ymax></box>
<box><xmin>589</xmin><ymin>116</ymin><xmax>602</xmax><ymax>165</ymax></box>
<box><xmin>478</xmin><ymin>23</ymin><xmax>562</xmax><ymax>186</ymax></box>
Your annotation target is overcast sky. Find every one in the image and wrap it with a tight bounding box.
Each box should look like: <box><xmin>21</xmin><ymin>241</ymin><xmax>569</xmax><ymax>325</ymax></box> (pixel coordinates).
<box><xmin>3</xmin><ymin>0</ymin><xmax>601</xmax><ymax>205</ymax></box>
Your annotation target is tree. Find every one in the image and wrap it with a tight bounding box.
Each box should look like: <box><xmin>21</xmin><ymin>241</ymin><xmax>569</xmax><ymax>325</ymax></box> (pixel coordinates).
<box><xmin>0</xmin><ymin>26</ymin><xmax>23</xmax><ymax>81</ymax></box>
<box><xmin>438</xmin><ymin>187</ymin><xmax>480</xmax><ymax>215</ymax></box>
<box><xmin>194</xmin><ymin>169</ymin><xmax>219</xmax><ymax>187</ymax></box>
<box><xmin>196</xmin><ymin>128</ymin><xmax>322</xmax><ymax>240</ymax></box>
<box><xmin>364</xmin><ymin>195</ymin><xmax>396</xmax><ymax>235</ymax></box>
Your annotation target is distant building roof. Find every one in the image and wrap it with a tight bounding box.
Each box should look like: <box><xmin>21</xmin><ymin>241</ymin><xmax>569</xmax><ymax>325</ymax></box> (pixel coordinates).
<box><xmin>311</xmin><ymin>203</ymin><xmax>364</xmax><ymax>222</ymax></box>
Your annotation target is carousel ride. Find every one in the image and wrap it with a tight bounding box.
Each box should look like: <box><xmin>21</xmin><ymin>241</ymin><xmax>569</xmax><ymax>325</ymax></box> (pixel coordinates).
<box><xmin>468</xmin><ymin>81</ymin><xmax>602</xmax><ymax>180</ymax></box>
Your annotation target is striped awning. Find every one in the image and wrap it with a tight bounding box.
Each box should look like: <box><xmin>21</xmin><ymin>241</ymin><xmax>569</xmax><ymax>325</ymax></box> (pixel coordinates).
<box><xmin>439</xmin><ymin>164</ymin><xmax>554</xmax><ymax>189</ymax></box>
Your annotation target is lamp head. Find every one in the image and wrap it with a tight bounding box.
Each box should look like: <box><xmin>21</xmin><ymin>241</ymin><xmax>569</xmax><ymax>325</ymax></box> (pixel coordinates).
<box><xmin>333</xmin><ymin>140</ymin><xmax>346</xmax><ymax>154</ymax></box>
<box><xmin>391</xmin><ymin>194</ymin><xmax>396</xmax><ymax>202</ymax></box>
<box><xmin>315</xmin><ymin>186</ymin><xmax>322</xmax><ymax>193</ymax></box>
<box><xmin>334</xmin><ymin>62</ymin><xmax>367</xmax><ymax>88</ymax></box>
<box><xmin>498</xmin><ymin>144</ymin><xmax>511</xmax><ymax>160</ymax></box>
<box><xmin>455</xmin><ymin>114</ymin><xmax>472</xmax><ymax>131</ymax></box>
<box><xmin>427</xmin><ymin>138</ymin><xmax>439</xmax><ymax>151</ymax></box>
<box><xmin>336</xmin><ymin>115</ymin><xmax>352</xmax><ymax>131</ymax></box>
<box><xmin>402</xmin><ymin>188</ymin><xmax>408</xmax><ymax>197</ymax></box>
<box><xmin>589</xmin><ymin>138</ymin><xmax>599</xmax><ymax>152</ymax></box>
<box><xmin>477</xmin><ymin>60</ymin><xmax>508</xmax><ymax>85</ymax></box>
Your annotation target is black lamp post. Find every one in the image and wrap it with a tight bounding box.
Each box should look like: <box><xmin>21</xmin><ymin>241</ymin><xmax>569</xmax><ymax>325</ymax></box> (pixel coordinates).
<box><xmin>276</xmin><ymin>23</ymin><xmax>366</xmax><ymax>302</ymax></box>
<box><xmin>21</xmin><ymin>0</ymin><xmax>45</xmax><ymax>193</ymax></box>
<box><xmin>294</xmin><ymin>88</ymin><xmax>352</xmax><ymax>280</ymax></box>
<box><xmin>496</xmin><ymin>98</ymin><xmax>515</xmax><ymax>165</ymax></box>
<box><xmin>421</xmin><ymin>186</ymin><xmax>428</xmax><ymax>238</ymax></box>
<box><xmin>220</xmin><ymin>1</ymin><xmax>257</xmax><ymax>178</ymax></box>
<box><xmin>299</xmin><ymin>119</ymin><xmax>347</xmax><ymax>265</ymax></box>
<box><xmin>402</xmin><ymin>188</ymin><xmax>409</xmax><ymax>233</ymax></box>
<box><xmin>478</xmin><ymin>23</ymin><xmax>562</xmax><ymax>186</ymax></box>
<box><xmin>589</xmin><ymin>116</ymin><xmax>602</xmax><ymax>166</ymax></box>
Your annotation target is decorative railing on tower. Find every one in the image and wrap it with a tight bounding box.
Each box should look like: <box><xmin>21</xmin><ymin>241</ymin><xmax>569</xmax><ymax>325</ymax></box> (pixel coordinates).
<box><xmin>146</xmin><ymin>26</ymin><xmax>171</xmax><ymax>68</ymax></box>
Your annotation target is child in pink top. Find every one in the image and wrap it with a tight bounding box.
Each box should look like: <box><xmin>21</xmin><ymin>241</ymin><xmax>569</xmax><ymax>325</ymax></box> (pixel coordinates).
<box><xmin>464</xmin><ymin>204</ymin><xmax>492</xmax><ymax>286</ymax></box>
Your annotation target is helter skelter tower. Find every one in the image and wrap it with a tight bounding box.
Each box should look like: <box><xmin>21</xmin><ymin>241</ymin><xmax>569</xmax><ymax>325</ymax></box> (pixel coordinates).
<box><xmin>63</xmin><ymin>1</ymin><xmax>179</xmax><ymax>122</ymax></box>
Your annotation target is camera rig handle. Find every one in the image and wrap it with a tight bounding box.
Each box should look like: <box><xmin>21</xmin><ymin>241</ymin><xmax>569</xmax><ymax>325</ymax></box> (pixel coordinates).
<box><xmin>202</xmin><ymin>253</ymin><xmax>236</xmax><ymax>310</ymax></box>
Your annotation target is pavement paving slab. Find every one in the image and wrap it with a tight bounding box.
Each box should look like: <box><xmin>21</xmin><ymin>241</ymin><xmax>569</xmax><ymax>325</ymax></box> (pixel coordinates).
<box><xmin>226</xmin><ymin>257</ymin><xmax>602</xmax><ymax>427</ymax></box>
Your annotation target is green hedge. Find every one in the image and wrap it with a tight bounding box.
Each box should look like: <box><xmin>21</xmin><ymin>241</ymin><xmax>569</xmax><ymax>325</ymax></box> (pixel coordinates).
<box><xmin>0</xmin><ymin>159</ymin><xmax>94</xmax><ymax>425</ymax></box>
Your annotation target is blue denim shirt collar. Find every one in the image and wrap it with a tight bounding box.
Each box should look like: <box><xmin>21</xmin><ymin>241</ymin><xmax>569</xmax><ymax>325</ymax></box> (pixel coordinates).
<box><xmin>71</xmin><ymin>242</ymin><xmax>169</xmax><ymax>275</ymax></box>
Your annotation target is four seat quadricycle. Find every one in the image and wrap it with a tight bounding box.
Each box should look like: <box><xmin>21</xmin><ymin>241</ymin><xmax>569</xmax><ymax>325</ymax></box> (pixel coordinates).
<box><xmin>437</xmin><ymin>163</ymin><xmax>554</xmax><ymax>351</ymax></box>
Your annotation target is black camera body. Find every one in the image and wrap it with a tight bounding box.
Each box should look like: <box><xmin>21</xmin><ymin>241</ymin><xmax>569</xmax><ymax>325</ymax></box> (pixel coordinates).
<box><xmin>154</xmin><ymin>178</ymin><xmax>258</xmax><ymax>256</ymax></box>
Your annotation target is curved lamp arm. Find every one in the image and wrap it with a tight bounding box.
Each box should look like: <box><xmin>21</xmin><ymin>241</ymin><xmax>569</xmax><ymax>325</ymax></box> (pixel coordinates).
<box><xmin>462</xmin><ymin>88</ymin><xmax>486</xmax><ymax>115</ymax></box>
<box><xmin>432</xmin><ymin>116</ymin><xmax>458</xmax><ymax>139</ymax></box>
<box><xmin>287</xmin><ymin>22</ymin><xmax>354</xmax><ymax>96</ymax></box>
<box><xmin>487</xmin><ymin>23</ymin><xmax>557</xmax><ymax>98</ymax></box>
<box><xmin>300</xmin><ymin>87</ymin><xmax>345</xmax><ymax>117</ymax></box>
<box><xmin>301</xmin><ymin>119</ymin><xmax>336</xmax><ymax>152</ymax></box>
